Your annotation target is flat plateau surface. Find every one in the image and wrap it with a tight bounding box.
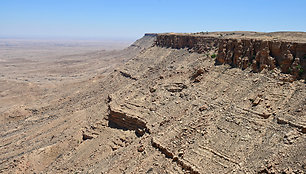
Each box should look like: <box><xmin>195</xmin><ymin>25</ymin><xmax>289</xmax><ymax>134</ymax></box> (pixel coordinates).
<box><xmin>175</xmin><ymin>31</ymin><xmax>306</xmax><ymax>43</ymax></box>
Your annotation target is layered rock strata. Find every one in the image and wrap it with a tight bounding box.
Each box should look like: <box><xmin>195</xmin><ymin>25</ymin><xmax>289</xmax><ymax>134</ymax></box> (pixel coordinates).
<box><xmin>108</xmin><ymin>106</ymin><xmax>149</xmax><ymax>137</ymax></box>
<box><xmin>156</xmin><ymin>34</ymin><xmax>306</xmax><ymax>80</ymax></box>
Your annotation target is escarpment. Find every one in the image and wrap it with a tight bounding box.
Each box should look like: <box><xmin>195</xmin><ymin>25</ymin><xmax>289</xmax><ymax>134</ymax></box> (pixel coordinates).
<box><xmin>156</xmin><ymin>34</ymin><xmax>218</xmax><ymax>53</ymax></box>
<box><xmin>4</xmin><ymin>32</ymin><xmax>304</xmax><ymax>174</ymax></box>
<box><xmin>97</xmin><ymin>32</ymin><xmax>305</xmax><ymax>173</ymax></box>
<box><xmin>156</xmin><ymin>33</ymin><xmax>306</xmax><ymax>80</ymax></box>
<box><xmin>217</xmin><ymin>39</ymin><xmax>306</xmax><ymax>79</ymax></box>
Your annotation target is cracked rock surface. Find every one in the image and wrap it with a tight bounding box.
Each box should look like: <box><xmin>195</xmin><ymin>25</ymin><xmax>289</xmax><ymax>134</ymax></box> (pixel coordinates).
<box><xmin>1</xmin><ymin>32</ymin><xmax>305</xmax><ymax>173</ymax></box>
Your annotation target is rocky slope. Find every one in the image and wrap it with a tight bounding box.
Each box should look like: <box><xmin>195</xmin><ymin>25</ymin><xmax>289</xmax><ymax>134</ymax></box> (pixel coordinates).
<box><xmin>0</xmin><ymin>32</ymin><xmax>305</xmax><ymax>174</ymax></box>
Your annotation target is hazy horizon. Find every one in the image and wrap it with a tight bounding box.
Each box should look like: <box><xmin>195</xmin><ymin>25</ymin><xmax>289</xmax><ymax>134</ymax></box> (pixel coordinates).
<box><xmin>1</xmin><ymin>0</ymin><xmax>306</xmax><ymax>40</ymax></box>
<box><xmin>0</xmin><ymin>35</ymin><xmax>136</xmax><ymax>42</ymax></box>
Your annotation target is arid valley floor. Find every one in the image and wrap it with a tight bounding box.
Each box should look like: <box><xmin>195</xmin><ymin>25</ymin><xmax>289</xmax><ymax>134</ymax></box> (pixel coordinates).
<box><xmin>0</xmin><ymin>32</ymin><xmax>305</xmax><ymax>173</ymax></box>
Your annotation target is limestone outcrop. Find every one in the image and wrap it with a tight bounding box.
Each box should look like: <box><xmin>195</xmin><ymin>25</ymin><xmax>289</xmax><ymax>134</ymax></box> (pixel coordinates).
<box><xmin>156</xmin><ymin>33</ymin><xmax>306</xmax><ymax>80</ymax></box>
<box><xmin>217</xmin><ymin>39</ymin><xmax>306</xmax><ymax>79</ymax></box>
<box><xmin>2</xmin><ymin>32</ymin><xmax>305</xmax><ymax>174</ymax></box>
<box><xmin>108</xmin><ymin>105</ymin><xmax>149</xmax><ymax>137</ymax></box>
<box><xmin>156</xmin><ymin>34</ymin><xmax>217</xmax><ymax>53</ymax></box>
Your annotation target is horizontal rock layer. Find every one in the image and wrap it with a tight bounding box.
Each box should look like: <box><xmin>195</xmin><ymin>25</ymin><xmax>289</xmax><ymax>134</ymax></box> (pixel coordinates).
<box><xmin>108</xmin><ymin>107</ymin><xmax>149</xmax><ymax>137</ymax></box>
<box><xmin>156</xmin><ymin>34</ymin><xmax>217</xmax><ymax>53</ymax></box>
<box><xmin>156</xmin><ymin>34</ymin><xmax>306</xmax><ymax>80</ymax></box>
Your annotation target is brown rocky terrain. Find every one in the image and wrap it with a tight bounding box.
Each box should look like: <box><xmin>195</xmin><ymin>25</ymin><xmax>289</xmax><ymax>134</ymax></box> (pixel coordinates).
<box><xmin>157</xmin><ymin>32</ymin><xmax>306</xmax><ymax>80</ymax></box>
<box><xmin>0</xmin><ymin>32</ymin><xmax>305</xmax><ymax>174</ymax></box>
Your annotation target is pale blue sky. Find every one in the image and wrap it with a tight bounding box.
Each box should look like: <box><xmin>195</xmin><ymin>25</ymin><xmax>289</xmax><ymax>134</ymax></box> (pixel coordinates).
<box><xmin>0</xmin><ymin>0</ymin><xmax>305</xmax><ymax>40</ymax></box>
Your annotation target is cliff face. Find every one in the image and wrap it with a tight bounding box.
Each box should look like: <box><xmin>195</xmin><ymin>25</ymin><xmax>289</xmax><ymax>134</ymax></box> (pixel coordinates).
<box><xmin>156</xmin><ymin>34</ymin><xmax>218</xmax><ymax>53</ymax></box>
<box><xmin>101</xmin><ymin>34</ymin><xmax>306</xmax><ymax>173</ymax></box>
<box><xmin>156</xmin><ymin>34</ymin><xmax>306</xmax><ymax>80</ymax></box>
<box><xmin>217</xmin><ymin>39</ymin><xmax>306</xmax><ymax>79</ymax></box>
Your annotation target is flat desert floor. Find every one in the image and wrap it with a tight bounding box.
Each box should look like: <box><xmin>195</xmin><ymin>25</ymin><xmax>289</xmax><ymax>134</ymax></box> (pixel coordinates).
<box><xmin>0</xmin><ymin>38</ymin><xmax>131</xmax><ymax>115</ymax></box>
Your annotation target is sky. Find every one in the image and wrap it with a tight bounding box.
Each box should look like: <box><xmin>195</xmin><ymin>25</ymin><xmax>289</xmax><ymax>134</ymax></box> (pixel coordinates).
<box><xmin>0</xmin><ymin>0</ymin><xmax>306</xmax><ymax>40</ymax></box>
